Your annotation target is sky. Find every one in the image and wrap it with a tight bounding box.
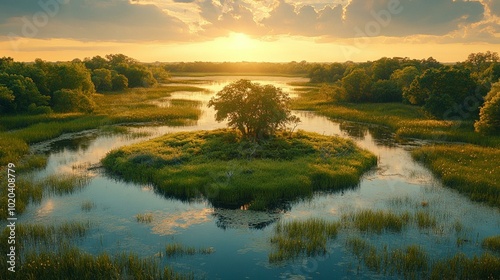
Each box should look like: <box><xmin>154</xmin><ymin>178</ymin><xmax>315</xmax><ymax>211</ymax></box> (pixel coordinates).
<box><xmin>0</xmin><ymin>0</ymin><xmax>499</xmax><ymax>63</ymax></box>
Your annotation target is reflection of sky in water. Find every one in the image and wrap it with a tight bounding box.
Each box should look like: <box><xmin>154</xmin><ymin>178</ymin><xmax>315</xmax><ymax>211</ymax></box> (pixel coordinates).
<box><xmin>14</xmin><ymin>76</ymin><xmax>500</xmax><ymax>279</ymax></box>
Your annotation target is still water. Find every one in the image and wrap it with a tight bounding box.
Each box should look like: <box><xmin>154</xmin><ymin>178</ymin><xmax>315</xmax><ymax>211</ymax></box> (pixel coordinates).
<box><xmin>19</xmin><ymin>76</ymin><xmax>500</xmax><ymax>279</ymax></box>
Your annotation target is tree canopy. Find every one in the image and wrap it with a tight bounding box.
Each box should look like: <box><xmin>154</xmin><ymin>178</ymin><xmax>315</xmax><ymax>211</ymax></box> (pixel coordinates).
<box><xmin>208</xmin><ymin>79</ymin><xmax>299</xmax><ymax>140</ymax></box>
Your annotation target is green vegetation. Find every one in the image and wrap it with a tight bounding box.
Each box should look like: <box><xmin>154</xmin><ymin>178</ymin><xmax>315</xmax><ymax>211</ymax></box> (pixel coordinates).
<box><xmin>341</xmin><ymin>209</ymin><xmax>410</xmax><ymax>233</ymax></box>
<box><xmin>136</xmin><ymin>212</ymin><xmax>154</xmax><ymax>223</ymax></box>
<box><xmin>208</xmin><ymin>79</ymin><xmax>299</xmax><ymax>139</ymax></box>
<box><xmin>412</xmin><ymin>144</ymin><xmax>500</xmax><ymax>207</ymax></box>
<box><xmin>482</xmin><ymin>235</ymin><xmax>500</xmax><ymax>252</ymax></box>
<box><xmin>268</xmin><ymin>218</ymin><xmax>339</xmax><ymax>263</ymax></box>
<box><xmin>0</xmin><ymin>246</ymin><xmax>192</xmax><ymax>280</ymax></box>
<box><xmin>347</xmin><ymin>238</ymin><xmax>429</xmax><ymax>278</ymax></box>
<box><xmin>0</xmin><ymin>85</ymin><xmax>203</xmax><ymax>166</ymax></box>
<box><xmin>0</xmin><ymin>173</ymin><xmax>91</xmax><ymax>220</ymax></box>
<box><xmin>165</xmin><ymin>243</ymin><xmax>215</xmax><ymax>257</ymax></box>
<box><xmin>102</xmin><ymin>129</ymin><xmax>377</xmax><ymax>210</ymax></box>
<box><xmin>347</xmin><ymin>237</ymin><xmax>500</xmax><ymax>280</ymax></box>
<box><xmin>13</xmin><ymin>221</ymin><xmax>90</xmax><ymax>247</ymax></box>
<box><xmin>475</xmin><ymin>82</ymin><xmax>500</xmax><ymax>135</ymax></box>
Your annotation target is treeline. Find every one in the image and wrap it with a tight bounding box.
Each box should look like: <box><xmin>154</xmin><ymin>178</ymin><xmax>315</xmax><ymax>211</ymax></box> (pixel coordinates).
<box><xmin>0</xmin><ymin>54</ymin><xmax>165</xmax><ymax>114</ymax></box>
<box><xmin>163</xmin><ymin>61</ymin><xmax>311</xmax><ymax>75</ymax></box>
<box><xmin>309</xmin><ymin>52</ymin><xmax>500</xmax><ymax>135</ymax></box>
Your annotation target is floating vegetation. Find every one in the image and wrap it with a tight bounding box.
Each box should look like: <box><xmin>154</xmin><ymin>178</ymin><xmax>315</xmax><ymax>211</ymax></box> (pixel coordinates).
<box><xmin>268</xmin><ymin>218</ymin><xmax>340</xmax><ymax>263</ymax></box>
<box><xmin>341</xmin><ymin>209</ymin><xmax>410</xmax><ymax>233</ymax></box>
<box><xmin>165</xmin><ymin>243</ymin><xmax>215</xmax><ymax>257</ymax></box>
<box><xmin>136</xmin><ymin>212</ymin><xmax>154</xmax><ymax>223</ymax></box>
<box><xmin>482</xmin><ymin>235</ymin><xmax>500</xmax><ymax>252</ymax></box>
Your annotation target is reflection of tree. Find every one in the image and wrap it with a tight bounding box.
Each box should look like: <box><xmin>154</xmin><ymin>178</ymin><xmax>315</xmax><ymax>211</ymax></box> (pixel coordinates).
<box><xmin>47</xmin><ymin>133</ymin><xmax>99</xmax><ymax>153</ymax></box>
<box><xmin>212</xmin><ymin>207</ymin><xmax>284</xmax><ymax>230</ymax></box>
<box><xmin>339</xmin><ymin>121</ymin><xmax>396</xmax><ymax>148</ymax></box>
<box><xmin>339</xmin><ymin>121</ymin><xmax>367</xmax><ymax>139</ymax></box>
<box><xmin>367</xmin><ymin>126</ymin><xmax>396</xmax><ymax>147</ymax></box>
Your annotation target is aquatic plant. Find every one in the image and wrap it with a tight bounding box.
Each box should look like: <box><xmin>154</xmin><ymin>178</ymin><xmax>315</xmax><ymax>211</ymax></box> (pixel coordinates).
<box><xmin>341</xmin><ymin>209</ymin><xmax>410</xmax><ymax>233</ymax></box>
<box><xmin>165</xmin><ymin>243</ymin><xmax>215</xmax><ymax>257</ymax></box>
<box><xmin>268</xmin><ymin>218</ymin><xmax>340</xmax><ymax>263</ymax></box>
<box><xmin>136</xmin><ymin>212</ymin><xmax>153</xmax><ymax>223</ymax></box>
<box><xmin>482</xmin><ymin>235</ymin><xmax>500</xmax><ymax>252</ymax></box>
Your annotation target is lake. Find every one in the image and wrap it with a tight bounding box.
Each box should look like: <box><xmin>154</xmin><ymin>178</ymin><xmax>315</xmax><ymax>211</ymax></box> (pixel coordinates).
<box><xmin>14</xmin><ymin>76</ymin><xmax>500</xmax><ymax>279</ymax></box>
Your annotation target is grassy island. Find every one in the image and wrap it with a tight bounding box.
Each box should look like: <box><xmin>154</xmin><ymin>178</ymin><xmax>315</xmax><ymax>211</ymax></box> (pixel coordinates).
<box><xmin>102</xmin><ymin>129</ymin><xmax>377</xmax><ymax>210</ymax></box>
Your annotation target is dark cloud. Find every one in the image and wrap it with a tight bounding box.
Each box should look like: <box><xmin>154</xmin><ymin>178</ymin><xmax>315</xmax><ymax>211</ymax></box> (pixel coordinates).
<box><xmin>0</xmin><ymin>0</ymin><xmax>190</xmax><ymax>41</ymax></box>
<box><xmin>489</xmin><ymin>0</ymin><xmax>500</xmax><ymax>16</ymax></box>
<box><xmin>343</xmin><ymin>0</ymin><xmax>485</xmax><ymax>37</ymax></box>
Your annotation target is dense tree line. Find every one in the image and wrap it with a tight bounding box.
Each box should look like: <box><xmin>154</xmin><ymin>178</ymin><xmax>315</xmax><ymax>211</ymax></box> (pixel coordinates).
<box><xmin>0</xmin><ymin>54</ymin><xmax>159</xmax><ymax>114</ymax></box>
<box><xmin>309</xmin><ymin>53</ymin><xmax>500</xmax><ymax>134</ymax></box>
<box><xmin>163</xmin><ymin>61</ymin><xmax>311</xmax><ymax>75</ymax></box>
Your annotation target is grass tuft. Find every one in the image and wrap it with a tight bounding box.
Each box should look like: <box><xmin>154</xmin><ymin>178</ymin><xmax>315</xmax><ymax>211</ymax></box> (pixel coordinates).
<box><xmin>268</xmin><ymin>218</ymin><xmax>340</xmax><ymax>263</ymax></box>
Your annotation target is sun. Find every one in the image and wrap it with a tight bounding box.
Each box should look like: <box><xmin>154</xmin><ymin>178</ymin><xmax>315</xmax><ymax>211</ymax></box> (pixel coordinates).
<box><xmin>229</xmin><ymin>32</ymin><xmax>254</xmax><ymax>49</ymax></box>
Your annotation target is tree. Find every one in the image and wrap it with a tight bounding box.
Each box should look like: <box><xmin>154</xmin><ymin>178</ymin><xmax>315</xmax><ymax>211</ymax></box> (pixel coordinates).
<box><xmin>47</xmin><ymin>62</ymin><xmax>95</xmax><ymax>96</ymax></box>
<box><xmin>475</xmin><ymin>82</ymin><xmax>500</xmax><ymax>135</ymax></box>
<box><xmin>371</xmin><ymin>80</ymin><xmax>402</xmax><ymax>102</ymax></box>
<box><xmin>112</xmin><ymin>73</ymin><xmax>128</xmax><ymax>91</ymax></box>
<box><xmin>51</xmin><ymin>89</ymin><xmax>95</xmax><ymax>113</ymax></box>
<box><xmin>0</xmin><ymin>85</ymin><xmax>14</xmax><ymax>113</ymax></box>
<box><xmin>0</xmin><ymin>73</ymin><xmax>50</xmax><ymax>113</ymax></box>
<box><xmin>403</xmin><ymin>67</ymin><xmax>479</xmax><ymax>118</ymax></box>
<box><xmin>341</xmin><ymin>69</ymin><xmax>372</xmax><ymax>102</ymax></box>
<box><xmin>92</xmin><ymin>68</ymin><xmax>113</xmax><ymax>92</ymax></box>
<box><xmin>390</xmin><ymin>66</ymin><xmax>420</xmax><ymax>91</ymax></box>
<box><xmin>371</xmin><ymin>57</ymin><xmax>401</xmax><ymax>81</ymax></box>
<box><xmin>208</xmin><ymin>79</ymin><xmax>299</xmax><ymax>139</ymax></box>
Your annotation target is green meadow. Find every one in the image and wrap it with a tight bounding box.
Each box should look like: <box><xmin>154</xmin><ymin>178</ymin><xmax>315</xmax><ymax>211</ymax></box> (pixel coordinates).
<box><xmin>102</xmin><ymin>129</ymin><xmax>377</xmax><ymax>210</ymax></box>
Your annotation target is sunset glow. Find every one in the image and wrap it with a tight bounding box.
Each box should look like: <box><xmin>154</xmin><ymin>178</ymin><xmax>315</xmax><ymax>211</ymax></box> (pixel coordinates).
<box><xmin>0</xmin><ymin>0</ymin><xmax>498</xmax><ymax>62</ymax></box>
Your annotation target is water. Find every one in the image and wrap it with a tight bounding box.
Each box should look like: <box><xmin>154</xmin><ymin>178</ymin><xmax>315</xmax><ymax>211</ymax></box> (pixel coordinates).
<box><xmin>14</xmin><ymin>76</ymin><xmax>500</xmax><ymax>279</ymax></box>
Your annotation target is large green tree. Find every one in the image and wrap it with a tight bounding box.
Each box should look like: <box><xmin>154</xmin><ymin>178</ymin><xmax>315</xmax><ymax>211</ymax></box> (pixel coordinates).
<box><xmin>208</xmin><ymin>79</ymin><xmax>299</xmax><ymax>139</ymax></box>
<box><xmin>403</xmin><ymin>68</ymin><xmax>478</xmax><ymax>119</ymax></box>
<box><xmin>475</xmin><ymin>82</ymin><xmax>500</xmax><ymax>135</ymax></box>
<box><xmin>341</xmin><ymin>69</ymin><xmax>372</xmax><ymax>102</ymax></box>
<box><xmin>0</xmin><ymin>73</ymin><xmax>50</xmax><ymax>113</ymax></box>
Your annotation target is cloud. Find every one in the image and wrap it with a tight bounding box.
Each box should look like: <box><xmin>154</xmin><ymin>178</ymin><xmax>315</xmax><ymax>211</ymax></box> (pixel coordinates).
<box><xmin>0</xmin><ymin>0</ymin><xmax>190</xmax><ymax>41</ymax></box>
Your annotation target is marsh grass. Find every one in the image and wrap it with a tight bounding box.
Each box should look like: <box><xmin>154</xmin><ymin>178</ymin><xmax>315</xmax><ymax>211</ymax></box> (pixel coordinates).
<box><xmin>4</xmin><ymin>221</ymin><xmax>90</xmax><ymax>250</ymax></box>
<box><xmin>269</xmin><ymin>218</ymin><xmax>340</xmax><ymax>263</ymax></box>
<box><xmin>136</xmin><ymin>212</ymin><xmax>153</xmax><ymax>223</ymax></box>
<box><xmin>412</xmin><ymin>144</ymin><xmax>500</xmax><ymax>208</ymax></box>
<box><xmin>482</xmin><ymin>235</ymin><xmax>500</xmax><ymax>252</ymax></box>
<box><xmin>165</xmin><ymin>243</ymin><xmax>215</xmax><ymax>257</ymax></box>
<box><xmin>346</xmin><ymin>237</ymin><xmax>500</xmax><ymax>280</ymax></box>
<box><xmin>342</xmin><ymin>209</ymin><xmax>410</xmax><ymax>233</ymax></box>
<box><xmin>102</xmin><ymin>129</ymin><xmax>377</xmax><ymax>210</ymax></box>
<box><xmin>292</xmin><ymin>89</ymin><xmax>500</xmax><ymax>147</ymax></box>
<box><xmin>43</xmin><ymin>173</ymin><xmax>91</xmax><ymax>195</ymax></box>
<box><xmin>0</xmin><ymin>173</ymin><xmax>91</xmax><ymax>220</ymax></box>
<box><xmin>2</xmin><ymin>246</ymin><xmax>192</xmax><ymax>280</ymax></box>
<box><xmin>0</xmin><ymin>86</ymin><xmax>203</xmax><ymax>167</ymax></box>
<box><xmin>414</xmin><ymin>211</ymin><xmax>437</xmax><ymax>229</ymax></box>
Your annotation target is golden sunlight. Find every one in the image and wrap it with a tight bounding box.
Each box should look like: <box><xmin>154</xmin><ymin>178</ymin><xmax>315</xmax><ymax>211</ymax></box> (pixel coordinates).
<box><xmin>228</xmin><ymin>32</ymin><xmax>254</xmax><ymax>50</ymax></box>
